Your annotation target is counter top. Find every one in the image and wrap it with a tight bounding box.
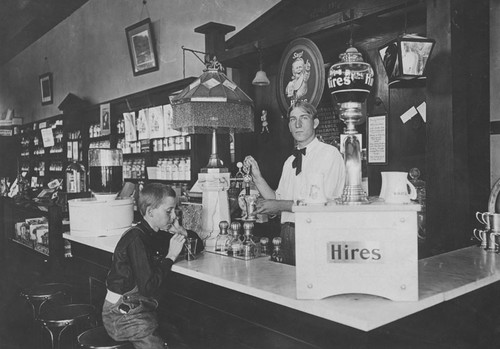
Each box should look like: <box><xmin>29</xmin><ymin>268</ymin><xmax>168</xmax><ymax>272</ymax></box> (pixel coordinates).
<box><xmin>63</xmin><ymin>231</ymin><xmax>499</xmax><ymax>332</ymax></box>
<box><xmin>293</xmin><ymin>200</ymin><xmax>421</xmax><ymax>212</ymax></box>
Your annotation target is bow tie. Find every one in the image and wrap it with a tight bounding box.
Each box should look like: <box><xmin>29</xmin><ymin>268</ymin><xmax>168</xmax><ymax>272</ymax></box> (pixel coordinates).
<box><xmin>292</xmin><ymin>147</ymin><xmax>306</xmax><ymax>175</ymax></box>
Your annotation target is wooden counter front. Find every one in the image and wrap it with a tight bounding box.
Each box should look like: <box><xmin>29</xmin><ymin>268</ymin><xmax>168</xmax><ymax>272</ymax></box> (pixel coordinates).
<box><xmin>64</xmin><ymin>231</ymin><xmax>500</xmax><ymax>333</ymax></box>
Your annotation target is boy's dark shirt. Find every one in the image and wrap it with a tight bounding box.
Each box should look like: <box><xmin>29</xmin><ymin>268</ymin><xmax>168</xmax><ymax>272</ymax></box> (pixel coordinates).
<box><xmin>106</xmin><ymin>220</ymin><xmax>203</xmax><ymax>299</ymax></box>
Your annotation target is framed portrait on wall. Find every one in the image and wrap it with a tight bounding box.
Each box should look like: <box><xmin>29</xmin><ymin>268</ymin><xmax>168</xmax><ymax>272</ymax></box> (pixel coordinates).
<box><xmin>100</xmin><ymin>103</ymin><xmax>111</xmax><ymax>136</ymax></box>
<box><xmin>276</xmin><ymin>38</ymin><xmax>325</xmax><ymax>116</ymax></box>
<box><xmin>125</xmin><ymin>18</ymin><xmax>159</xmax><ymax>76</ymax></box>
<box><xmin>39</xmin><ymin>73</ymin><xmax>53</xmax><ymax>106</ymax></box>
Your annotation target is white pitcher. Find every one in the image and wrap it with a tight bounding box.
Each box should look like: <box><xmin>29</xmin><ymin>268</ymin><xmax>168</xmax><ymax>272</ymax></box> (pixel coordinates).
<box><xmin>379</xmin><ymin>171</ymin><xmax>417</xmax><ymax>204</ymax></box>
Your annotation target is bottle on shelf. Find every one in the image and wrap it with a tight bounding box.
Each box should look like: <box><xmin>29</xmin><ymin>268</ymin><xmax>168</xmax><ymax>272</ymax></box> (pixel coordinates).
<box><xmin>65</xmin><ymin>161</ymin><xmax>87</xmax><ymax>193</ymax></box>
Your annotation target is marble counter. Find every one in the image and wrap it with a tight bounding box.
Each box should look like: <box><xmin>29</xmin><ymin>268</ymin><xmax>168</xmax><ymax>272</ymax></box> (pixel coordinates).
<box><xmin>63</xmin><ymin>231</ymin><xmax>500</xmax><ymax>332</ymax></box>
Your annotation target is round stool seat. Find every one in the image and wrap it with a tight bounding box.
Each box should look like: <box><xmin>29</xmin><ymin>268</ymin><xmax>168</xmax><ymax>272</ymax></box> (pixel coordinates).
<box><xmin>20</xmin><ymin>283</ymin><xmax>72</xmax><ymax>319</ymax></box>
<box><xmin>38</xmin><ymin>304</ymin><xmax>95</xmax><ymax>349</ymax></box>
<box><xmin>39</xmin><ymin>303</ymin><xmax>95</xmax><ymax>327</ymax></box>
<box><xmin>78</xmin><ymin>326</ymin><xmax>133</xmax><ymax>349</ymax></box>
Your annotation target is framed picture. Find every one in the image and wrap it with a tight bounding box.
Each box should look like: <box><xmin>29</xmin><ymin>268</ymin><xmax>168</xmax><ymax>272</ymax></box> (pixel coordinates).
<box><xmin>39</xmin><ymin>73</ymin><xmax>53</xmax><ymax>105</ymax></box>
<box><xmin>100</xmin><ymin>103</ymin><xmax>111</xmax><ymax>136</ymax></box>
<box><xmin>125</xmin><ymin>18</ymin><xmax>159</xmax><ymax>76</ymax></box>
<box><xmin>276</xmin><ymin>38</ymin><xmax>325</xmax><ymax>116</ymax></box>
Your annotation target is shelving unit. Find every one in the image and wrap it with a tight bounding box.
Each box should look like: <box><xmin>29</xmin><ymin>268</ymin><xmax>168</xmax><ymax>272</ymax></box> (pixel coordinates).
<box><xmin>18</xmin><ymin>114</ymin><xmax>66</xmax><ymax>191</ymax></box>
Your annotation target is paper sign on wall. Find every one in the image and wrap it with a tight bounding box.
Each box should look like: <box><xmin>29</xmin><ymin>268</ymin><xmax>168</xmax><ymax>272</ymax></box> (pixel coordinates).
<box><xmin>41</xmin><ymin>127</ymin><xmax>54</xmax><ymax>147</ymax></box>
<box><xmin>164</xmin><ymin>104</ymin><xmax>181</xmax><ymax>137</ymax></box>
<box><xmin>148</xmin><ymin>106</ymin><xmax>165</xmax><ymax>139</ymax></box>
<box><xmin>137</xmin><ymin>109</ymin><xmax>150</xmax><ymax>140</ymax></box>
<box><xmin>416</xmin><ymin>102</ymin><xmax>426</xmax><ymax>122</ymax></box>
<box><xmin>123</xmin><ymin>112</ymin><xmax>137</xmax><ymax>142</ymax></box>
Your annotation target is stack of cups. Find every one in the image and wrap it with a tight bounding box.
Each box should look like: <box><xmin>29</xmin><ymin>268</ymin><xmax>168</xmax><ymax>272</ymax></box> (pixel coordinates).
<box><xmin>474</xmin><ymin>211</ymin><xmax>500</xmax><ymax>252</ymax></box>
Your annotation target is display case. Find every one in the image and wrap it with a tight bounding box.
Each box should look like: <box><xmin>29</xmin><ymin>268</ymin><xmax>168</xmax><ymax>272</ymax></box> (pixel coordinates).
<box><xmin>1</xmin><ymin>197</ymin><xmax>63</xmax><ymax>262</ymax></box>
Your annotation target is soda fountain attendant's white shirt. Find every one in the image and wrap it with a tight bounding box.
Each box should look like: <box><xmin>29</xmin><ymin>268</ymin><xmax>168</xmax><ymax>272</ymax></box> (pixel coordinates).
<box><xmin>275</xmin><ymin>137</ymin><xmax>346</xmax><ymax>223</ymax></box>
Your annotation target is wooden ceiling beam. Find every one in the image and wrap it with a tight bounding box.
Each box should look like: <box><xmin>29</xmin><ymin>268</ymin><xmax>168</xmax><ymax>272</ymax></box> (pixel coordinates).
<box><xmin>218</xmin><ymin>0</ymin><xmax>425</xmax><ymax>65</ymax></box>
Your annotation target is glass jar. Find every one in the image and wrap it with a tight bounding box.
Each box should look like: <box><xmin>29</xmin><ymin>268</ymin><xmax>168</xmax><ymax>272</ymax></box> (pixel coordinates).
<box><xmin>88</xmin><ymin>148</ymin><xmax>123</xmax><ymax>194</ymax></box>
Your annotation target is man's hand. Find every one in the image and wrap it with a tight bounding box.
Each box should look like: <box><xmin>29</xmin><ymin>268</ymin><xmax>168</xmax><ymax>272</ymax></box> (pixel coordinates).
<box><xmin>244</xmin><ymin>156</ymin><xmax>263</xmax><ymax>182</ymax></box>
<box><xmin>166</xmin><ymin>233</ymin><xmax>186</xmax><ymax>262</ymax></box>
<box><xmin>255</xmin><ymin>198</ymin><xmax>293</xmax><ymax>215</ymax></box>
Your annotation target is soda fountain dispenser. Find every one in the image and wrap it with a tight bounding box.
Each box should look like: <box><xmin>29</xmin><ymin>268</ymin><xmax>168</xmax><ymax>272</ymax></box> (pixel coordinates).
<box><xmin>327</xmin><ymin>46</ymin><xmax>374</xmax><ymax>204</ymax></box>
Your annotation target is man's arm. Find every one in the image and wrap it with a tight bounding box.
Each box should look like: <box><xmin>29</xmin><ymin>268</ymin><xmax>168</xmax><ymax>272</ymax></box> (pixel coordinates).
<box><xmin>244</xmin><ymin>156</ymin><xmax>276</xmax><ymax>199</ymax></box>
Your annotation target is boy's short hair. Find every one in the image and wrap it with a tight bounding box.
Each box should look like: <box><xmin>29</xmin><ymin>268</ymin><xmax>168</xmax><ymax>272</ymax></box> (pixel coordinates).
<box><xmin>138</xmin><ymin>183</ymin><xmax>176</xmax><ymax>216</ymax></box>
<box><xmin>287</xmin><ymin>100</ymin><xmax>318</xmax><ymax>120</ymax></box>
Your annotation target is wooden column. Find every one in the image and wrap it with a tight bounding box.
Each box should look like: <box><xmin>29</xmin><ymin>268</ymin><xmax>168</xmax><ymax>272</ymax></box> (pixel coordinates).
<box><xmin>425</xmin><ymin>0</ymin><xmax>489</xmax><ymax>255</ymax></box>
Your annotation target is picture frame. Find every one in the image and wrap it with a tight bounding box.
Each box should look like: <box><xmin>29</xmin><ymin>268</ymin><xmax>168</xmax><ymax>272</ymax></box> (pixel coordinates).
<box><xmin>276</xmin><ymin>38</ymin><xmax>325</xmax><ymax>116</ymax></box>
<box><xmin>367</xmin><ymin>113</ymin><xmax>388</xmax><ymax>164</ymax></box>
<box><xmin>100</xmin><ymin>103</ymin><xmax>111</xmax><ymax>136</ymax></box>
<box><xmin>39</xmin><ymin>72</ymin><xmax>53</xmax><ymax>105</ymax></box>
<box><xmin>125</xmin><ymin>18</ymin><xmax>159</xmax><ymax>76</ymax></box>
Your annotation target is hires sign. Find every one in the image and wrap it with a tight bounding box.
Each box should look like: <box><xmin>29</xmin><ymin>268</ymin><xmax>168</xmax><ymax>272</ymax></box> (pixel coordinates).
<box><xmin>328</xmin><ymin>241</ymin><xmax>382</xmax><ymax>263</ymax></box>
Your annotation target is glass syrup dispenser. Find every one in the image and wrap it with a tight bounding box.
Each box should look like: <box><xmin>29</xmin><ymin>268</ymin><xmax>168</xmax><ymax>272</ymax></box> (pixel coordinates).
<box><xmin>227</xmin><ymin>221</ymin><xmax>243</xmax><ymax>257</ymax></box>
<box><xmin>242</xmin><ymin>221</ymin><xmax>260</xmax><ymax>259</ymax></box>
<box><xmin>215</xmin><ymin>220</ymin><xmax>231</xmax><ymax>253</ymax></box>
<box><xmin>271</xmin><ymin>237</ymin><xmax>284</xmax><ymax>263</ymax></box>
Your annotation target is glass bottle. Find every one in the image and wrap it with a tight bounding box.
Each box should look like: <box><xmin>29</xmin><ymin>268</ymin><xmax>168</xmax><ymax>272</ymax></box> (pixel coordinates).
<box><xmin>65</xmin><ymin>161</ymin><xmax>86</xmax><ymax>193</ymax></box>
<box><xmin>271</xmin><ymin>237</ymin><xmax>284</xmax><ymax>263</ymax></box>
<box><xmin>215</xmin><ymin>221</ymin><xmax>230</xmax><ymax>253</ymax></box>
<box><xmin>259</xmin><ymin>237</ymin><xmax>270</xmax><ymax>256</ymax></box>
<box><xmin>227</xmin><ymin>221</ymin><xmax>242</xmax><ymax>257</ymax></box>
<box><xmin>242</xmin><ymin>221</ymin><xmax>259</xmax><ymax>259</ymax></box>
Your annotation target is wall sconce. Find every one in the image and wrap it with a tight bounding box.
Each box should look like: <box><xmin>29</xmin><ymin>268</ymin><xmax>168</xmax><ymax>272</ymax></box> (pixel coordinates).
<box><xmin>378</xmin><ymin>34</ymin><xmax>435</xmax><ymax>85</ymax></box>
<box><xmin>252</xmin><ymin>42</ymin><xmax>270</xmax><ymax>86</ymax></box>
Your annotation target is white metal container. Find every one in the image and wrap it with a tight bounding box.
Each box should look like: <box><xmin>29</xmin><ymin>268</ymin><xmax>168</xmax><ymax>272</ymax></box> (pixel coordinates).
<box><xmin>68</xmin><ymin>197</ymin><xmax>133</xmax><ymax>237</ymax></box>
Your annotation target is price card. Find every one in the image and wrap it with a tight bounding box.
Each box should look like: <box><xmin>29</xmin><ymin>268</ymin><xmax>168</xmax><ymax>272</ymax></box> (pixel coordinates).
<box><xmin>40</xmin><ymin>127</ymin><xmax>55</xmax><ymax>147</ymax></box>
<box><xmin>367</xmin><ymin>114</ymin><xmax>387</xmax><ymax>164</ymax></box>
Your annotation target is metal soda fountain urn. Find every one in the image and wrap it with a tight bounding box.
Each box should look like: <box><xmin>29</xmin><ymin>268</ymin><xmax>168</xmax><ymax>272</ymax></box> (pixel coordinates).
<box><xmin>328</xmin><ymin>46</ymin><xmax>374</xmax><ymax>204</ymax></box>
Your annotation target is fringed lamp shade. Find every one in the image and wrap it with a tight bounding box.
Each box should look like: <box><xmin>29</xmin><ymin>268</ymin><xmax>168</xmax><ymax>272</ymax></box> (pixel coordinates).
<box><xmin>170</xmin><ymin>64</ymin><xmax>254</xmax><ymax>135</ymax></box>
<box><xmin>170</xmin><ymin>58</ymin><xmax>254</xmax><ymax>171</ymax></box>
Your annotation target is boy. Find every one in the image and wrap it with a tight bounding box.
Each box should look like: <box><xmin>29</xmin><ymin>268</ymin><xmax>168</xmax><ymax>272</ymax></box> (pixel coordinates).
<box><xmin>103</xmin><ymin>183</ymin><xmax>203</xmax><ymax>348</ymax></box>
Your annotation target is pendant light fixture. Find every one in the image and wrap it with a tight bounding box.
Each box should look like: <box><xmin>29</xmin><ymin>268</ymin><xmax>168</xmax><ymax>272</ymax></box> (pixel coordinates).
<box><xmin>252</xmin><ymin>42</ymin><xmax>270</xmax><ymax>86</ymax></box>
<box><xmin>378</xmin><ymin>2</ymin><xmax>435</xmax><ymax>85</ymax></box>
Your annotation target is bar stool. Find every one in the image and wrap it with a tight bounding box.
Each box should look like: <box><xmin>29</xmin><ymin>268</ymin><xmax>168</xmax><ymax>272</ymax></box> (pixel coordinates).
<box><xmin>20</xmin><ymin>283</ymin><xmax>72</xmax><ymax>319</ymax></box>
<box><xmin>38</xmin><ymin>303</ymin><xmax>95</xmax><ymax>349</ymax></box>
<box><xmin>78</xmin><ymin>326</ymin><xmax>133</xmax><ymax>349</ymax></box>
